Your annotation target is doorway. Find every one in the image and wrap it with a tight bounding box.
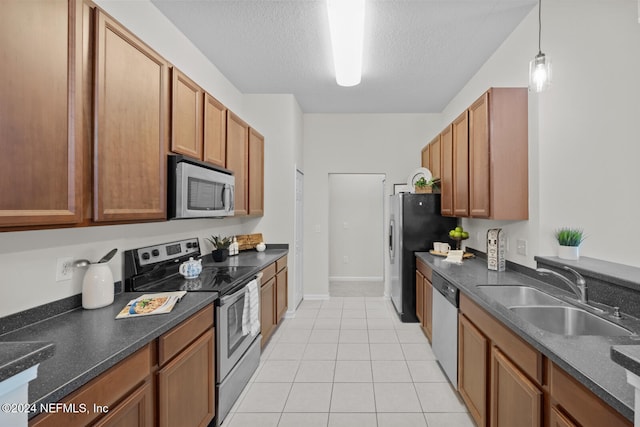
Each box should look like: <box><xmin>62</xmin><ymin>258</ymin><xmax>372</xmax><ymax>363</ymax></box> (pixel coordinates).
<box><xmin>328</xmin><ymin>173</ymin><xmax>385</xmax><ymax>297</ymax></box>
<box><xmin>294</xmin><ymin>168</ymin><xmax>304</xmax><ymax>309</ymax></box>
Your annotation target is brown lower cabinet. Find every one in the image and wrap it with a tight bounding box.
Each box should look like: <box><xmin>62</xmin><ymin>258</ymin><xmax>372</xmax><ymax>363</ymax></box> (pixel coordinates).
<box><xmin>260</xmin><ymin>256</ymin><xmax>288</xmax><ymax>347</ymax></box>
<box><xmin>415</xmin><ymin>258</ymin><xmax>433</xmax><ymax>342</ymax></box>
<box><xmin>29</xmin><ymin>304</ymin><xmax>215</xmax><ymax>427</ymax></box>
<box><xmin>458</xmin><ymin>293</ymin><xmax>631</xmax><ymax>427</ymax></box>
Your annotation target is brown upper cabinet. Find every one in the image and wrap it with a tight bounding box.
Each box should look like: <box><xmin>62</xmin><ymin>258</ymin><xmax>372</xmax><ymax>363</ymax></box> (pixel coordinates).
<box><xmin>0</xmin><ymin>0</ymin><xmax>83</xmax><ymax>228</ymax></box>
<box><xmin>203</xmin><ymin>93</ymin><xmax>227</xmax><ymax>167</ymax></box>
<box><xmin>452</xmin><ymin>111</ymin><xmax>469</xmax><ymax>217</ymax></box>
<box><xmin>421</xmin><ymin>145</ymin><xmax>430</xmax><ymax>170</ymax></box>
<box><xmin>226</xmin><ymin>112</ymin><xmax>249</xmax><ymax>216</ymax></box>
<box><xmin>93</xmin><ymin>10</ymin><xmax>169</xmax><ymax>222</ymax></box>
<box><xmin>469</xmin><ymin>88</ymin><xmax>528</xmax><ymax>220</ymax></box>
<box><xmin>248</xmin><ymin>128</ymin><xmax>265</xmax><ymax>216</ymax></box>
<box><xmin>426</xmin><ymin>88</ymin><xmax>528</xmax><ymax>219</ymax></box>
<box><xmin>171</xmin><ymin>68</ymin><xmax>204</xmax><ymax>160</ymax></box>
<box><xmin>421</xmin><ymin>135</ymin><xmax>441</xmax><ymax>182</ymax></box>
<box><xmin>440</xmin><ymin>125</ymin><xmax>454</xmax><ymax>216</ymax></box>
<box><xmin>170</xmin><ymin>69</ymin><xmax>228</xmax><ymax>169</ymax></box>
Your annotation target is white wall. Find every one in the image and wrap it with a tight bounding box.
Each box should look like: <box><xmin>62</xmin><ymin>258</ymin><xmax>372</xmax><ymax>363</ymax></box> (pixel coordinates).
<box><xmin>440</xmin><ymin>0</ymin><xmax>640</xmax><ymax>268</ymax></box>
<box><xmin>0</xmin><ymin>1</ymin><xmax>301</xmax><ymax>317</ymax></box>
<box><xmin>303</xmin><ymin>114</ymin><xmax>442</xmax><ymax>298</ymax></box>
<box><xmin>328</xmin><ymin>174</ymin><xmax>385</xmax><ymax>281</ymax></box>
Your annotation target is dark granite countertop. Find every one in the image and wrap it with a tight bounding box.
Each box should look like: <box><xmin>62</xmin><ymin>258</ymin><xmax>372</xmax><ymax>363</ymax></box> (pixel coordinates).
<box><xmin>416</xmin><ymin>252</ymin><xmax>638</xmax><ymax>421</ymax></box>
<box><xmin>0</xmin><ymin>247</ymin><xmax>287</xmax><ymax>418</ymax></box>
<box><xmin>0</xmin><ymin>341</ymin><xmax>55</xmax><ymax>383</ymax></box>
<box><xmin>612</xmin><ymin>345</ymin><xmax>640</xmax><ymax>378</ymax></box>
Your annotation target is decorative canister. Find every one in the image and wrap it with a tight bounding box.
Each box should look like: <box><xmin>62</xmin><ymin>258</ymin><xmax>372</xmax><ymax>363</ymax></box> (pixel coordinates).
<box><xmin>487</xmin><ymin>228</ymin><xmax>506</xmax><ymax>272</ymax></box>
<box><xmin>82</xmin><ymin>263</ymin><xmax>115</xmax><ymax>309</ymax></box>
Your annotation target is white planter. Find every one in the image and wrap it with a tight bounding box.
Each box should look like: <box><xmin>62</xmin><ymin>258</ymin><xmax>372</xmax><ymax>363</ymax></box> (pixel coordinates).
<box><xmin>558</xmin><ymin>245</ymin><xmax>580</xmax><ymax>261</ymax></box>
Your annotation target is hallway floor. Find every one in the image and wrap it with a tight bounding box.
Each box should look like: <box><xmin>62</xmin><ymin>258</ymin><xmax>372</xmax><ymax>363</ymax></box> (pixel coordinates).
<box><xmin>223</xmin><ymin>297</ymin><xmax>474</xmax><ymax>427</ymax></box>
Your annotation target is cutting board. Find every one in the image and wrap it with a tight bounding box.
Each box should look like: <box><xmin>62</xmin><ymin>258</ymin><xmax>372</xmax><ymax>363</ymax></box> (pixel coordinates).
<box><xmin>236</xmin><ymin>233</ymin><xmax>263</xmax><ymax>251</ymax></box>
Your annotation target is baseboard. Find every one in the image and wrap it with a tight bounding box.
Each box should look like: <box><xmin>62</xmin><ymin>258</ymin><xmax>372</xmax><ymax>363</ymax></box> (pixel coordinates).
<box><xmin>328</xmin><ymin>276</ymin><xmax>384</xmax><ymax>282</ymax></box>
<box><xmin>284</xmin><ymin>309</ymin><xmax>296</xmax><ymax>319</ymax></box>
<box><xmin>303</xmin><ymin>293</ymin><xmax>330</xmax><ymax>300</ymax></box>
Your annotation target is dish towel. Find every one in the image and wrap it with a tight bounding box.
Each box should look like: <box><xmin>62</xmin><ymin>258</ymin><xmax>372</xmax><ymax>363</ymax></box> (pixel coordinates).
<box><xmin>242</xmin><ymin>279</ymin><xmax>260</xmax><ymax>337</ymax></box>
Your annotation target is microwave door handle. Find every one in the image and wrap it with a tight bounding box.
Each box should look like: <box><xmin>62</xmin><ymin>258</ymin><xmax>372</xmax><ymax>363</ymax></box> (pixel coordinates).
<box><xmin>222</xmin><ymin>184</ymin><xmax>232</xmax><ymax>212</ymax></box>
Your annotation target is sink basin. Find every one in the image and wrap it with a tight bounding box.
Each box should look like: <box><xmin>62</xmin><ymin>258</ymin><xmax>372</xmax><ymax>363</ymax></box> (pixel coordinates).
<box><xmin>477</xmin><ymin>285</ymin><xmax>565</xmax><ymax>307</ymax></box>
<box><xmin>509</xmin><ymin>306</ymin><xmax>632</xmax><ymax>336</ymax></box>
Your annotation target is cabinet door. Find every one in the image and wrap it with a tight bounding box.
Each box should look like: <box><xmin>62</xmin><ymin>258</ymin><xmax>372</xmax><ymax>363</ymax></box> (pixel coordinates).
<box><xmin>0</xmin><ymin>0</ymin><xmax>83</xmax><ymax>227</ymax></box>
<box><xmin>276</xmin><ymin>267</ymin><xmax>288</xmax><ymax>322</ymax></box>
<box><xmin>260</xmin><ymin>277</ymin><xmax>276</xmax><ymax>347</ymax></box>
<box><xmin>93</xmin><ymin>380</ymin><xmax>154</xmax><ymax>427</ymax></box>
<box><xmin>490</xmin><ymin>347</ymin><xmax>542</xmax><ymax>427</ymax></box>
<box><xmin>440</xmin><ymin>125</ymin><xmax>454</xmax><ymax>216</ymax></box>
<box><xmin>421</xmin><ymin>145</ymin><xmax>430</xmax><ymax>168</ymax></box>
<box><xmin>171</xmin><ymin>68</ymin><xmax>203</xmax><ymax>160</ymax></box>
<box><xmin>429</xmin><ymin>137</ymin><xmax>441</xmax><ymax>181</ymax></box>
<box><xmin>415</xmin><ymin>270</ymin><xmax>424</xmax><ymax>325</ymax></box>
<box><xmin>453</xmin><ymin>111</ymin><xmax>469</xmax><ymax>217</ymax></box>
<box><xmin>158</xmin><ymin>329</ymin><xmax>215</xmax><ymax>427</ymax></box>
<box><xmin>248</xmin><ymin>128</ymin><xmax>265</xmax><ymax>216</ymax></box>
<box><xmin>458</xmin><ymin>314</ymin><xmax>489</xmax><ymax>427</ymax></box>
<box><xmin>469</xmin><ymin>92</ymin><xmax>490</xmax><ymax>218</ymax></box>
<box><xmin>423</xmin><ymin>277</ymin><xmax>433</xmax><ymax>342</ymax></box>
<box><xmin>549</xmin><ymin>406</ymin><xmax>577</xmax><ymax>427</ymax></box>
<box><xmin>94</xmin><ymin>11</ymin><xmax>168</xmax><ymax>222</ymax></box>
<box><xmin>203</xmin><ymin>93</ymin><xmax>227</xmax><ymax>167</ymax></box>
<box><xmin>226</xmin><ymin>111</ymin><xmax>249</xmax><ymax>216</ymax></box>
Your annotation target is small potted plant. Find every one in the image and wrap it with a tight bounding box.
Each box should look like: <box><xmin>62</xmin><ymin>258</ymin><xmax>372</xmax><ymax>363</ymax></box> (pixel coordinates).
<box><xmin>415</xmin><ymin>177</ymin><xmax>440</xmax><ymax>193</ymax></box>
<box><xmin>206</xmin><ymin>235</ymin><xmax>231</xmax><ymax>262</ymax></box>
<box><xmin>554</xmin><ymin>227</ymin><xmax>585</xmax><ymax>260</ymax></box>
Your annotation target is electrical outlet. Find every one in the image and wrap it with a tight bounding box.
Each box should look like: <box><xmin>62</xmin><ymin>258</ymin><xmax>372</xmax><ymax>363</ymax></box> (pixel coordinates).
<box><xmin>56</xmin><ymin>257</ymin><xmax>74</xmax><ymax>282</ymax></box>
<box><xmin>343</xmin><ymin>255</ymin><xmax>349</xmax><ymax>264</ymax></box>
<box><xmin>517</xmin><ymin>239</ymin><xmax>528</xmax><ymax>256</ymax></box>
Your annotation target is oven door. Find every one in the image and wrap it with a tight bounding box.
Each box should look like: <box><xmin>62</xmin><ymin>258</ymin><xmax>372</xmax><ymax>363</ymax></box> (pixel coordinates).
<box><xmin>216</xmin><ymin>279</ymin><xmax>260</xmax><ymax>381</ymax></box>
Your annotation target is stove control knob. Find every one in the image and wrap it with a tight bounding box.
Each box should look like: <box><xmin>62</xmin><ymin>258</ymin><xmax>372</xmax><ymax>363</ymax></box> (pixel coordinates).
<box><xmin>151</xmin><ymin>249</ymin><xmax>160</xmax><ymax>257</ymax></box>
<box><xmin>186</xmin><ymin>242</ymin><xmax>193</xmax><ymax>248</ymax></box>
<box><xmin>141</xmin><ymin>252</ymin><xmax>150</xmax><ymax>260</ymax></box>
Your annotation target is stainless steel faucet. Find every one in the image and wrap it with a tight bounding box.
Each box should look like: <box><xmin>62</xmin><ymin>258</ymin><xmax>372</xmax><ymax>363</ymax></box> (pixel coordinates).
<box><xmin>536</xmin><ymin>266</ymin><xmax>587</xmax><ymax>303</ymax></box>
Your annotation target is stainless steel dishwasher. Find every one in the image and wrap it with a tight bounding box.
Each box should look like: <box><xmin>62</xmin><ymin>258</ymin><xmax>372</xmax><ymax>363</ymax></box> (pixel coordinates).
<box><xmin>431</xmin><ymin>272</ymin><xmax>459</xmax><ymax>389</ymax></box>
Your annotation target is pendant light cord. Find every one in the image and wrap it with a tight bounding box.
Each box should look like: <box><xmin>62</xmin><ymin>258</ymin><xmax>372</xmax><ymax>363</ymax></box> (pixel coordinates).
<box><xmin>538</xmin><ymin>0</ymin><xmax>542</xmax><ymax>55</ymax></box>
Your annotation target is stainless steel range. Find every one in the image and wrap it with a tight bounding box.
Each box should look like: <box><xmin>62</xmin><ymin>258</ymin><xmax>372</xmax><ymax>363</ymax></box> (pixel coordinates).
<box><xmin>124</xmin><ymin>238</ymin><xmax>262</xmax><ymax>427</ymax></box>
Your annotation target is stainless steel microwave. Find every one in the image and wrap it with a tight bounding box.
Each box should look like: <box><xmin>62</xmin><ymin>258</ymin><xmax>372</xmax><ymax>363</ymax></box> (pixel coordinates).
<box><xmin>168</xmin><ymin>155</ymin><xmax>234</xmax><ymax>219</ymax></box>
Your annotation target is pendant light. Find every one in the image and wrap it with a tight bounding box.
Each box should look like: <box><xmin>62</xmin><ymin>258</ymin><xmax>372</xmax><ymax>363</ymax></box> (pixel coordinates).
<box><xmin>529</xmin><ymin>0</ymin><xmax>551</xmax><ymax>92</ymax></box>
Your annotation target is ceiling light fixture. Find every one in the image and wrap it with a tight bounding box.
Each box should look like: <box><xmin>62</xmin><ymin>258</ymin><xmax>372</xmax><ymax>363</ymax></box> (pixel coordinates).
<box><xmin>326</xmin><ymin>0</ymin><xmax>365</xmax><ymax>87</ymax></box>
<box><xmin>529</xmin><ymin>0</ymin><xmax>551</xmax><ymax>92</ymax></box>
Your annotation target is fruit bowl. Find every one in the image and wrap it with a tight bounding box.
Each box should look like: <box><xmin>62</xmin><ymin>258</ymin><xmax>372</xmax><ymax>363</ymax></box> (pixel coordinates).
<box><xmin>448</xmin><ymin>226</ymin><xmax>469</xmax><ymax>250</ymax></box>
<box><xmin>450</xmin><ymin>235</ymin><xmax>469</xmax><ymax>250</ymax></box>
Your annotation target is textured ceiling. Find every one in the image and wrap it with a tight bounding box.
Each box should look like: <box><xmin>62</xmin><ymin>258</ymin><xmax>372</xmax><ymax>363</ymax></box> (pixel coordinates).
<box><xmin>152</xmin><ymin>0</ymin><xmax>536</xmax><ymax>113</ymax></box>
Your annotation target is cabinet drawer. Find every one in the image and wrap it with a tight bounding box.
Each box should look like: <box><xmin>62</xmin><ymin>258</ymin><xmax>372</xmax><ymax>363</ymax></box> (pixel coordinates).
<box><xmin>276</xmin><ymin>255</ymin><xmax>287</xmax><ymax>272</ymax></box>
<box><xmin>460</xmin><ymin>294</ymin><xmax>542</xmax><ymax>385</ymax></box>
<box><xmin>416</xmin><ymin>258</ymin><xmax>432</xmax><ymax>282</ymax></box>
<box><xmin>550</xmin><ymin>362</ymin><xmax>631</xmax><ymax>427</ymax></box>
<box><xmin>261</xmin><ymin>262</ymin><xmax>276</xmax><ymax>284</ymax></box>
<box><xmin>30</xmin><ymin>344</ymin><xmax>154</xmax><ymax>427</ymax></box>
<box><xmin>158</xmin><ymin>304</ymin><xmax>214</xmax><ymax>366</ymax></box>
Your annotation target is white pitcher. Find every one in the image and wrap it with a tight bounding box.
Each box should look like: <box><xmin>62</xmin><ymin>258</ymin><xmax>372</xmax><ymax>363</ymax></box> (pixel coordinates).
<box><xmin>82</xmin><ymin>263</ymin><xmax>115</xmax><ymax>309</ymax></box>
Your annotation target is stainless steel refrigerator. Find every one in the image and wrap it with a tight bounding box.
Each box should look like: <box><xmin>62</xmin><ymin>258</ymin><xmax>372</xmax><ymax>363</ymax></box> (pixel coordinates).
<box><xmin>389</xmin><ymin>193</ymin><xmax>457</xmax><ymax>322</ymax></box>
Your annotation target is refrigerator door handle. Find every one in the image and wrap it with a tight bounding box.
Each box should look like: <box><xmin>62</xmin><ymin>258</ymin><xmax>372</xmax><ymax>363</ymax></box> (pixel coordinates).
<box><xmin>389</xmin><ymin>219</ymin><xmax>394</xmax><ymax>261</ymax></box>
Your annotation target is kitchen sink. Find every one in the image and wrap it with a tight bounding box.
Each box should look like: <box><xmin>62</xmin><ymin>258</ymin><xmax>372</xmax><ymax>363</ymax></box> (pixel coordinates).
<box><xmin>477</xmin><ymin>285</ymin><xmax>565</xmax><ymax>307</ymax></box>
<box><xmin>509</xmin><ymin>306</ymin><xmax>632</xmax><ymax>336</ymax></box>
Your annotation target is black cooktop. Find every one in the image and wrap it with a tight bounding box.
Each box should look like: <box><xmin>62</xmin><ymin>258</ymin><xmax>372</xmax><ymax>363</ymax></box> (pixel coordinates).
<box><xmin>123</xmin><ymin>238</ymin><xmax>257</xmax><ymax>297</ymax></box>
<box><xmin>131</xmin><ymin>265</ymin><xmax>257</xmax><ymax>295</ymax></box>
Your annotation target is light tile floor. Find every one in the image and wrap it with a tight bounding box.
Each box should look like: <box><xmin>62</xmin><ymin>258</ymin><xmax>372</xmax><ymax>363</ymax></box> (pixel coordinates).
<box><xmin>223</xmin><ymin>297</ymin><xmax>475</xmax><ymax>427</ymax></box>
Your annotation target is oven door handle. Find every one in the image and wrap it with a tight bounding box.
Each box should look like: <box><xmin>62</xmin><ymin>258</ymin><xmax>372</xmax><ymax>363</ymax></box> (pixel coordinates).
<box><xmin>219</xmin><ymin>272</ymin><xmax>263</xmax><ymax>305</ymax></box>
